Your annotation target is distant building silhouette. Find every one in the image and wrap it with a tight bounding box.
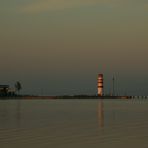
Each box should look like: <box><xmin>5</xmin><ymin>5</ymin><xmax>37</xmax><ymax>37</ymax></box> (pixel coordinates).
<box><xmin>0</xmin><ymin>85</ymin><xmax>15</xmax><ymax>96</ymax></box>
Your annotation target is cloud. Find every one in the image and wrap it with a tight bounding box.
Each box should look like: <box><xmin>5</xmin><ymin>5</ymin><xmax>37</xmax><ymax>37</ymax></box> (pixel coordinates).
<box><xmin>19</xmin><ymin>0</ymin><xmax>118</xmax><ymax>13</ymax></box>
<box><xmin>144</xmin><ymin>4</ymin><xmax>148</xmax><ymax>11</ymax></box>
<box><xmin>19</xmin><ymin>0</ymin><xmax>147</xmax><ymax>14</ymax></box>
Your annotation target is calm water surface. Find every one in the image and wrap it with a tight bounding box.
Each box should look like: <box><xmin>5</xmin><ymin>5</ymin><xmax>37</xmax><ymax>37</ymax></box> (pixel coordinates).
<box><xmin>0</xmin><ymin>99</ymin><xmax>148</xmax><ymax>148</ymax></box>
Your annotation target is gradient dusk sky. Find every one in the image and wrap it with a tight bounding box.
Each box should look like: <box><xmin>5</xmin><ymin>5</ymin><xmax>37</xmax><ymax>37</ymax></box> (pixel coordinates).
<box><xmin>0</xmin><ymin>0</ymin><xmax>148</xmax><ymax>95</ymax></box>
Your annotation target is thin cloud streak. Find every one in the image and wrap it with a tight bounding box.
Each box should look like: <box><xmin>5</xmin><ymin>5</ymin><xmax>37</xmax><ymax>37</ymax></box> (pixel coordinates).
<box><xmin>20</xmin><ymin>0</ymin><xmax>100</xmax><ymax>13</ymax></box>
<box><xmin>19</xmin><ymin>0</ymin><xmax>142</xmax><ymax>14</ymax></box>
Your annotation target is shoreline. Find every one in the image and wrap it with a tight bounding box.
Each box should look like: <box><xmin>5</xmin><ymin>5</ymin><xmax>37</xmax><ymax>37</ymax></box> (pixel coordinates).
<box><xmin>0</xmin><ymin>95</ymin><xmax>135</xmax><ymax>99</ymax></box>
<box><xmin>0</xmin><ymin>95</ymin><xmax>148</xmax><ymax>100</ymax></box>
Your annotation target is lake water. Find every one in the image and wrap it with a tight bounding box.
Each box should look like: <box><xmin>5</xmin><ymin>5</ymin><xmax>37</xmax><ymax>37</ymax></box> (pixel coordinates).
<box><xmin>0</xmin><ymin>99</ymin><xmax>148</xmax><ymax>148</ymax></box>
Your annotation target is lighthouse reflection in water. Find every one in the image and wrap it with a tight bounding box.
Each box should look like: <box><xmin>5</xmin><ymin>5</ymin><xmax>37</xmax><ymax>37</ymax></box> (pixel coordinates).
<box><xmin>98</xmin><ymin>99</ymin><xmax>104</xmax><ymax>128</ymax></box>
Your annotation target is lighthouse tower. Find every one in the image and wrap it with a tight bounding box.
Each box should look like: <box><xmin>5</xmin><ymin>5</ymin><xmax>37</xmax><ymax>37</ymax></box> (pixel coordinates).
<box><xmin>98</xmin><ymin>74</ymin><xmax>104</xmax><ymax>96</ymax></box>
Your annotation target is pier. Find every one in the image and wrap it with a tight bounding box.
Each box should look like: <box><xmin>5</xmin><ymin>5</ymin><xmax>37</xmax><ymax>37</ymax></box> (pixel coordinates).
<box><xmin>128</xmin><ymin>96</ymin><xmax>148</xmax><ymax>99</ymax></box>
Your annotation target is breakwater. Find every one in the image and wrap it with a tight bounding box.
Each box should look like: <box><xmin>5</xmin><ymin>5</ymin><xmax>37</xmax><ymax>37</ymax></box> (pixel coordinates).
<box><xmin>0</xmin><ymin>95</ymin><xmax>148</xmax><ymax>99</ymax></box>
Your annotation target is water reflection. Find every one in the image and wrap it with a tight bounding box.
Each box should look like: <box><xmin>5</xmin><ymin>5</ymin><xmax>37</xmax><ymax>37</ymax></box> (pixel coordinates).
<box><xmin>16</xmin><ymin>100</ymin><xmax>21</xmax><ymax>127</ymax></box>
<box><xmin>0</xmin><ymin>100</ymin><xmax>21</xmax><ymax>128</ymax></box>
<box><xmin>1</xmin><ymin>99</ymin><xmax>148</xmax><ymax>148</ymax></box>
<box><xmin>98</xmin><ymin>99</ymin><xmax>104</xmax><ymax>128</ymax></box>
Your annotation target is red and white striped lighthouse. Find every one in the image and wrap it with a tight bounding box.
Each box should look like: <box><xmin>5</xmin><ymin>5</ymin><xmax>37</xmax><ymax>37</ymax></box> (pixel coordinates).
<box><xmin>98</xmin><ymin>74</ymin><xmax>104</xmax><ymax>96</ymax></box>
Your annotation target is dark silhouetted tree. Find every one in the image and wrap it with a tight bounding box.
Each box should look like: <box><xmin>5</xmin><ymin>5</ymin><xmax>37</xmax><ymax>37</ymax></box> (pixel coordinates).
<box><xmin>15</xmin><ymin>81</ymin><xmax>22</xmax><ymax>94</ymax></box>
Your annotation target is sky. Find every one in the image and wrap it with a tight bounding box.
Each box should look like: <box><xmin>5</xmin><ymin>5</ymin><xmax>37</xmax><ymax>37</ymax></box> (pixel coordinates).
<box><xmin>0</xmin><ymin>0</ymin><xmax>148</xmax><ymax>95</ymax></box>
